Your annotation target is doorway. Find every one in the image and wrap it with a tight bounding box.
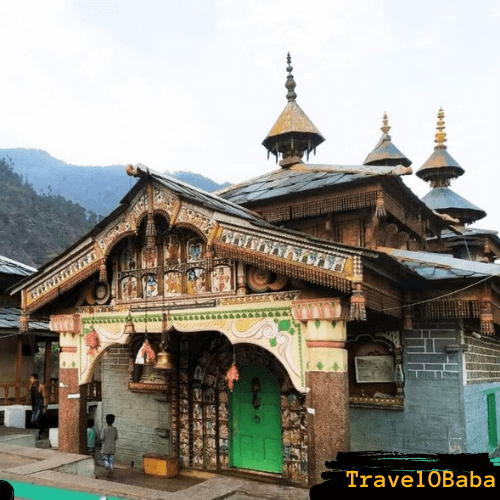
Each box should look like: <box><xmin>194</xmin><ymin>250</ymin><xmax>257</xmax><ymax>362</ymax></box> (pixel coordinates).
<box><xmin>229</xmin><ymin>365</ymin><xmax>282</xmax><ymax>473</ymax></box>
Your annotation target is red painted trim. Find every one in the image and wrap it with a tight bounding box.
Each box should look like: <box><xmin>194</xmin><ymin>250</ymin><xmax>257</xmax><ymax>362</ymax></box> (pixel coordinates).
<box><xmin>61</xmin><ymin>346</ymin><xmax>77</xmax><ymax>353</ymax></box>
<box><xmin>306</xmin><ymin>341</ymin><xmax>345</xmax><ymax>349</ymax></box>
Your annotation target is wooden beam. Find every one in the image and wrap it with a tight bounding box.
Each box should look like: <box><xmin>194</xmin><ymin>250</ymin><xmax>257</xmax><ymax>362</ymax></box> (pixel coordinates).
<box><xmin>15</xmin><ymin>335</ymin><xmax>22</xmax><ymax>402</ymax></box>
<box><xmin>44</xmin><ymin>340</ymin><xmax>52</xmax><ymax>386</ymax></box>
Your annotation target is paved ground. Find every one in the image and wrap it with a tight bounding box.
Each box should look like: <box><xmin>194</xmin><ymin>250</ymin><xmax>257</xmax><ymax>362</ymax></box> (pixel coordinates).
<box><xmin>0</xmin><ymin>433</ymin><xmax>311</xmax><ymax>500</ymax></box>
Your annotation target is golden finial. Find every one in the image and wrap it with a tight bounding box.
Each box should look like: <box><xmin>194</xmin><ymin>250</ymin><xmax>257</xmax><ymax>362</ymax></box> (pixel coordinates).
<box><xmin>381</xmin><ymin>111</ymin><xmax>391</xmax><ymax>135</ymax></box>
<box><xmin>434</xmin><ymin>107</ymin><xmax>447</xmax><ymax>149</ymax></box>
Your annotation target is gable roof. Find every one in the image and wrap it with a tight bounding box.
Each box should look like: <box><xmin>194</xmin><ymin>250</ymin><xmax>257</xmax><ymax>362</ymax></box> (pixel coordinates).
<box><xmin>10</xmin><ymin>165</ymin><xmax>383</xmax><ymax>314</ymax></box>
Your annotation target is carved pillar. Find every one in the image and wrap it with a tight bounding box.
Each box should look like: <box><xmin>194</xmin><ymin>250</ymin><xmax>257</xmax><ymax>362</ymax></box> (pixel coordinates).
<box><xmin>292</xmin><ymin>299</ymin><xmax>350</xmax><ymax>486</ymax></box>
<box><xmin>50</xmin><ymin>314</ymin><xmax>87</xmax><ymax>454</ymax></box>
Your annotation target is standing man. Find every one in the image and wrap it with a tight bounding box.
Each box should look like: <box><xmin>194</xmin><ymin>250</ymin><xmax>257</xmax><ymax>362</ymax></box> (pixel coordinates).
<box><xmin>28</xmin><ymin>373</ymin><xmax>48</xmax><ymax>439</ymax></box>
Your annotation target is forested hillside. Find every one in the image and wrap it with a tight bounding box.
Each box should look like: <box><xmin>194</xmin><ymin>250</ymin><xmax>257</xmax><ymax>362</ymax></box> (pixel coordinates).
<box><xmin>0</xmin><ymin>150</ymin><xmax>232</xmax><ymax>268</ymax></box>
<box><xmin>0</xmin><ymin>158</ymin><xmax>97</xmax><ymax>267</ymax></box>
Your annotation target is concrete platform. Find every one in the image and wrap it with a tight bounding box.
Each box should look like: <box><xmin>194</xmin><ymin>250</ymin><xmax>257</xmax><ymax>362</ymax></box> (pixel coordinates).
<box><xmin>0</xmin><ymin>444</ymin><xmax>311</xmax><ymax>500</ymax></box>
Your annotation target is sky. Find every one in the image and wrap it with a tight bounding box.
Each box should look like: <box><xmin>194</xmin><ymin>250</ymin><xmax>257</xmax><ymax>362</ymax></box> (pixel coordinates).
<box><xmin>2</xmin><ymin>0</ymin><xmax>500</xmax><ymax>231</ymax></box>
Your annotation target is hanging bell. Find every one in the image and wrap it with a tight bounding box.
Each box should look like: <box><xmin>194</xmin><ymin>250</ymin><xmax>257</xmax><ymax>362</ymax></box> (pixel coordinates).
<box><xmin>154</xmin><ymin>349</ymin><xmax>175</xmax><ymax>371</ymax></box>
<box><xmin>123</xmin><ymin>314</ymin><xmax>137</xmax><ymax>335</ymax></box>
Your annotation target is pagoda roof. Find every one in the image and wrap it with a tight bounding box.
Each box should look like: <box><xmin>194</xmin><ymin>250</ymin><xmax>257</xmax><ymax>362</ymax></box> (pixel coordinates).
<box><xmin>422</xmin><ymin>187</ymin><xmax>486</xmax><ymax>224</ymax></box>
<box><xmin>416</xmin><ymin>147</ymin><xmax>465</xmax><ymax>181</ymax></box>
<box><xmin>363</xmin><ymin>133</ymin><xmax>411</xmax><ymax>167</ymax></box>
<box><xmin>262</xmin><ymin>99</ymin><xmax>325</xmax><ymax>147</ymax></box>
<box><xmin>363</xmin><ymin>113</ymin><xmax>411</xmax><ymax>167</ymax></box>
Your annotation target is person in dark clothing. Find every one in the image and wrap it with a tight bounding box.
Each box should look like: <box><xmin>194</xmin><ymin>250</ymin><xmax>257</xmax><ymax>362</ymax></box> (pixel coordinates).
<box><xmin>28</xmin><ymin>373</ymin><xmax>49</xmax><ymax>439</ymax></box>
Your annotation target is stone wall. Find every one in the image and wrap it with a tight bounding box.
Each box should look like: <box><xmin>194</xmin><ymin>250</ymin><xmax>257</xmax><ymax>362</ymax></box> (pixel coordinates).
<box><xmin>101</xmin><ymin>346</ymin><xmax>171</xmax><ymax>467</ymax></box>
<box><xmin>463</xmin><ymin>334</ymin><xmax>500</xmax><ymax>453</ymax></box>
<box><xmin>350</xmin><ymin>321</ymin><xmax>467</xmax><ymax>454</ymax></box>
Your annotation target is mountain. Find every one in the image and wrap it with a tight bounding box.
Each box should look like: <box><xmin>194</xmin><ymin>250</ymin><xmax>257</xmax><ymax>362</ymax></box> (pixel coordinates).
<box><xmin>0</xmin><ymin>149</ymin><xmax>230</xmax><ymax>217</ymax></box>
<box><xmin>0</xmin><ymin>158</ymin><xmax>95</xmax><ymax>267</ymax></box>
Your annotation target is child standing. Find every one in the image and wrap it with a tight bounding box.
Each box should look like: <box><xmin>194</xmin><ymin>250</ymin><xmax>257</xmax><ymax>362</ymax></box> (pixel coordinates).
<box><xmin>87</xmin><ymin>419</ymin><xmax>96</xmax><ymax>457</ymax></box>
<box><xmin>101</xmin><ymin>414</ymin><xmax>118</xmax><ymax>475</ymax></box>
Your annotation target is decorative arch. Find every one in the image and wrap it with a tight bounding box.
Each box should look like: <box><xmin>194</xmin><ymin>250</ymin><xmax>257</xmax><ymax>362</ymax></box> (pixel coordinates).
<box><xmin>172</xmin><ymin>331</ymin><xmax>308</xmax><ymax>482</ymax></box>
<box><xmin>173</xmin><ymin>221</ymin><xmax>210</xmax><ymax>243</ymax></box>
<box><xmin>77</xmin><ymin>302</ymin><xmax>305</xmax><ymax>391</ymax></box>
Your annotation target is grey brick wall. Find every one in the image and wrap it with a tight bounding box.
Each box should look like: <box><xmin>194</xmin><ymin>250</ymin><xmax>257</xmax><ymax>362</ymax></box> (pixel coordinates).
<box><xmin>464</xmin><ymin>335</ymin><xmax>500</xmax><ymax>384</ymax></box>
<box><xmin>350</xmin><ymin>321</ymin><xmax>467</xmax><ymax>454</ymax></box>
<box><xmin>405</xmin><ymin>321</ymin><xmax>461</xmax><ymax>379</ymax></box>
<box><xmin>101</xmin><ymin>347</ymin><xmax>171</xmax><ymax>467</ymax></box>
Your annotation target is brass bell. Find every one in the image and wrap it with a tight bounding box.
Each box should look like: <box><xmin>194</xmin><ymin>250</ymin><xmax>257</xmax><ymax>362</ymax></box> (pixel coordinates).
<box><xmin>154</xmin><ymin>349</ymin><xmax>175</xmax><ymax>371</ymax></box>
<box><xmin>123</xmin><ymin>311</ymin><xmax>136</xmax><ymax>335</ymax></box>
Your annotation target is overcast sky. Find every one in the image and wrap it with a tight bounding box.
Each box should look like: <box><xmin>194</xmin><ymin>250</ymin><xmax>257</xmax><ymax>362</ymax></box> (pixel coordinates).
<box><xmin>2</xmin><ymin>1</ymin><xmax>500</xmax><ymax>232</ymax></box>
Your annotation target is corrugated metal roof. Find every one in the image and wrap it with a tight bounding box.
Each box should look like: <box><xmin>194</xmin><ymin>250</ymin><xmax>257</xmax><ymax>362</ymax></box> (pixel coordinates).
<box><xmin>378</xmin><ymin>247</ymin><xmax>500</xmax><ymax>280</ymax></box>
<box><xmin>0</xmin><ymin>256</ymin><xmax>36</xmax><ymax>277</ymax></box>
<box><xmin>0</xmin><ymin>307</ymin><xmax>49</xmax><ymax>332</ymax></box>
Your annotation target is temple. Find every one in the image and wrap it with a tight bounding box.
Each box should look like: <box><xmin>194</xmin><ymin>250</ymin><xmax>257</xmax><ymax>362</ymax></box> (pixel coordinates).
<box><xmin>9</xmin><ymin>55</ymin><xmax>500</xmax><ymax>486</ymax></box>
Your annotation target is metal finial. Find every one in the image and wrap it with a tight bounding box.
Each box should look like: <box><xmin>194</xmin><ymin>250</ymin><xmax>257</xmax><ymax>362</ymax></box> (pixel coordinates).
<box><xmin>381</xmin><ymin>111</ymin><xmax>391</xmax><ymax>134</ymax></box>
<box><xmin>285</xmin><ymin>52</ymin><xmax>297</xmax><ymax>101</ymax></box>
<box><xmin>434</xmin><ymin>107</ymin><xmax>447</xmax><ymax>149</ymax></box>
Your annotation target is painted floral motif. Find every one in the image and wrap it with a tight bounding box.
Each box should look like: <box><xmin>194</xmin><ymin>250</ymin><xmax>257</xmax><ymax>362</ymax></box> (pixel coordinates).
<box><xmin>84</xmin><ymin>328</ymin><xmax>100</xmax><ymax>356</ymax></box>
<box><xmin>178</xmin><ymin>207</ymin><xmax>214</xmax><ymax>235</ymax></box>
<box><xmin>98</xmin><ymin>215</ymin><xmax>131</xmax><ymax>251</ymax></box>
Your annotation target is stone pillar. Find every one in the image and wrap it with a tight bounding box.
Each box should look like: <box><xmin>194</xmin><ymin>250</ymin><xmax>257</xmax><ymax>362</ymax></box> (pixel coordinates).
<box><xmin>59</xmin><ymin>367</ymin><xmax>88</xmax><ymax>454</ymax></box>
<box><xmin>50</xmin><ymin>314</ymin><xmax>87</xmax><ymax>454</ymax></box>
<box><xmin>292</xmin><ymin>299</ymin><xmax>350</xmax><ymax>486</ymax></box>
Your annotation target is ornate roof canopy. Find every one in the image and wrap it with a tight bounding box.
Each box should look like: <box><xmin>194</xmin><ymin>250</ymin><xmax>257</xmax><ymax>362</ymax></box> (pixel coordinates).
<box><xmin>262</xmin><ymin>53</ymin><xmax>325</xmax><ymax>168</ymax></box>
<box><xmin>416</xmin><ymin>108</ymin><xmax>465</xmax><ymax>186</ymax></box>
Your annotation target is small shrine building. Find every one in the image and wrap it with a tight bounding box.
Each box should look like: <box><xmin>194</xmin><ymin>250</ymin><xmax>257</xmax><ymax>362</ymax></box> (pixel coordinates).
<box><xmin>10</xmin><ymin>55</ymin><xmax>500</xmax><ymax>486</ymax></box>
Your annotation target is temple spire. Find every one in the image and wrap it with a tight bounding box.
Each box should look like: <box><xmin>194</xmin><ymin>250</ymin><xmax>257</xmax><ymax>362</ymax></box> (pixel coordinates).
<box><xmin>381</xmin><ymin>111</ymin><xmax>390</xmax><ymax>134</ymax></box>
<box><xmin>262</xmin><ymin>53</ymin><xmax>325</xmax><ymax>168</ymax></box>
<box><xmin>434</xmin><ymin>107</ymin><xmax>447</xmax><ymax>149</ymax></box>
<box><xmin>416</xmin><ymin>108</ymin><xmax>464</xmax><ymax>187</ymax></box>
<box><xmin>285</xmin><ymin>52</ymin><xmax>297</xmax><ymax>101</ymax></box>
<box><xmin>418</xmin><ymin>108</ymin><xmax>485</xmax><ymax>225</ymax></box>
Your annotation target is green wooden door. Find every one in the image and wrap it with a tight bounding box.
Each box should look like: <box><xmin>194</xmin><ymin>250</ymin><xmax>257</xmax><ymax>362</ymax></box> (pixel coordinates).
<box><xmin>229</xmin><ymin>365</ymin><xmax>282</xmax><ymax>473</ymax></box>
<box><xmin>487</xmin><ymin>393</ymin><xmax>498</xmax><ymax>451</ymax></box>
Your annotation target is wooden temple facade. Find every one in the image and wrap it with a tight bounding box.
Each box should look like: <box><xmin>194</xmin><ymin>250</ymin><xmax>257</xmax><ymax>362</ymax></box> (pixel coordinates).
<box><xmin>10</xmin><ymin>55</ymin><xmax>500</xmax><ymax>486</ymax></box>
